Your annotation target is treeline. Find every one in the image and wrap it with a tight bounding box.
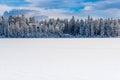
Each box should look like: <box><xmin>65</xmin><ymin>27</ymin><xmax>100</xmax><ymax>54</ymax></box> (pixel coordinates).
<box><xmin>0</xmin><ymin>15</ymin><xmax>120</xmax><ymax>38</ymax></box>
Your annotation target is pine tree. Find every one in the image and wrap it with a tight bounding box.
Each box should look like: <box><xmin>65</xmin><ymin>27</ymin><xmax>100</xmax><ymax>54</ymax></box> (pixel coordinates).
<box><xmin>74</xmin><ymin>19</ymin><xmax>80</xmax><ymax>35</ymax></box>
<box><xmin>99</xmin><ymin>18</ymin><xmax>104</xmax><ymax>37</ymax></box>
<box><xmin>63</xmin><ymin>19</ymin><xmax>68</xmax><ymax>33</ymax></box>
<box><xmin>79</xmin><ymin>19</ymin><xmax>85</xmax><ymax>36</ymax></box>
<box><xmin>68</xmin><ymin>16</ymin><xmax>75</xmax><ymax>34</ymax></box>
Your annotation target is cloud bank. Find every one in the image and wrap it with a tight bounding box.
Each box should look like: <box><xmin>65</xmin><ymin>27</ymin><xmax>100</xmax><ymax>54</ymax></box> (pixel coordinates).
<box><xmin>0</xmin><ymin>0</ymin><xmax>120</xmax><ymax>19</ymax></box>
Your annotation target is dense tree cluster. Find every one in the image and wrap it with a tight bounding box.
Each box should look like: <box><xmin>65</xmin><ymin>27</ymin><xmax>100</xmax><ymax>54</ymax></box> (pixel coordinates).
<box><xmin>0</xmin><ymin>15</ymin><xmax>120</xmax><ymax>38</ymax></box>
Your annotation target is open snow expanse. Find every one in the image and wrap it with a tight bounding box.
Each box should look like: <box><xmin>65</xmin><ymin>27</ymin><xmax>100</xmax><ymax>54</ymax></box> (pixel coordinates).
<box><xmin>0</xmin><ymin>39</ymin><xmax>120</xmax><ymax>80</ymax></box>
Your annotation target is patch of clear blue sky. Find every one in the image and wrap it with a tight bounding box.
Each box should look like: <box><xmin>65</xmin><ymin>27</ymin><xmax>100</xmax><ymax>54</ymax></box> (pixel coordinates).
<box><xmin>0</xmin><ymin>0</ymin><xmax>30</xmax><ymax>6</ymax></box>
<box><xmin>0</xmin><ymin>0</ymin><xmax>103</xmax><ymax>11</ymax></box>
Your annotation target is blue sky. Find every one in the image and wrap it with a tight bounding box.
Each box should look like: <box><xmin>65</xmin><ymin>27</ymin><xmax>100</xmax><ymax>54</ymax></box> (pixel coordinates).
<box><xmin>0</xmin><ymin>0</ymin><xmax>120</xmax><ymax>18</ymax></box>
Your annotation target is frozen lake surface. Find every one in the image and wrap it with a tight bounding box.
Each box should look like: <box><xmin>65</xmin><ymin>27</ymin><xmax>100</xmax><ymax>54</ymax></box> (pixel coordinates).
<box><xmin>0</xmin><ymin>39</ymin><xmax>120</xmax><ymax>80</ymax></box>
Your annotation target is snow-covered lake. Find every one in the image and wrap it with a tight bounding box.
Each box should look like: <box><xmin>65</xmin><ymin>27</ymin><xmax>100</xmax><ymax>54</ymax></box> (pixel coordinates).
<box><xmin>0</xmin><ymin>39</ymin><xmax>120</xmax><ymax>80</ymax></box>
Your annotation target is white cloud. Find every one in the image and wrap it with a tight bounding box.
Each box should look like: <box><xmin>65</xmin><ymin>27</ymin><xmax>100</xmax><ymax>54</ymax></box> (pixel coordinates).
<box><xmin>84</xmin><ymin>6</ymin><xmax>93</xmax><ymax>11</ymax></box>
<box><xmin>0</xmin><ymin>5</ymin><xmax>13</xmax><ymax>16</ymax></box>
<box><xmin>0</xmin><ymin>4</ymin><xmax>72</xmax><ymax>19</ymax></box>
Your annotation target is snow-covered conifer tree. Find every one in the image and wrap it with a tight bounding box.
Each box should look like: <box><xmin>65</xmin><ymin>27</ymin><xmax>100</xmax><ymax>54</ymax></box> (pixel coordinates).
<box><xmin>79</xmin><ymin>19</ymin><xmax>85</xmax><ymax>36</ymax></box>
<box><xmin>99</xmin><ymin>18</ymin><xmax>104</xmax><ymax>37</ymax></box>
<box><xmin>68</xmin><ymin>16</ymin><xmax>75</xmax><ymax>34</ymax></box>
<box><xmin>63</xmin><ymin>19</ymin><xmax>68</xmax><ymax>33</ymax></box>
<box><xmin>74</xmin><ymin>19</ymin><xmax>80</xmax><ymax>35</ymax></box>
